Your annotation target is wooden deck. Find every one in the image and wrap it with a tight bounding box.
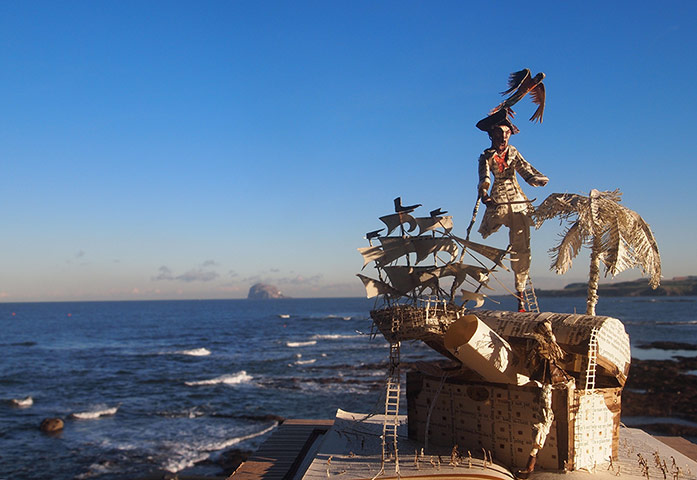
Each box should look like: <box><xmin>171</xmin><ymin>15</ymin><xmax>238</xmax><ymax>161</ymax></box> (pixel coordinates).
<box><xmin>229</xmin><ymin>419</ymin><xmax>334</xmax><ymax>480</ymax></box>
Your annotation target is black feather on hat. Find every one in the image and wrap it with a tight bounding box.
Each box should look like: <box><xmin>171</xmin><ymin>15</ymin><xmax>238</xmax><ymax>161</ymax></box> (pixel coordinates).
<box><xmin>475</xmin><ymin>108</ymin><xmax>519</xmax><ymax>135</ymax></box>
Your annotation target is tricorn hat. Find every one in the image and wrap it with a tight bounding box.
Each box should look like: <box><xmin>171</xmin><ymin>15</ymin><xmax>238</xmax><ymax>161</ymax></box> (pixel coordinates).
<box><xmin>476</xmin><ymin>108</ymin><xmax>519</xmax><ymax>135</ymax></box>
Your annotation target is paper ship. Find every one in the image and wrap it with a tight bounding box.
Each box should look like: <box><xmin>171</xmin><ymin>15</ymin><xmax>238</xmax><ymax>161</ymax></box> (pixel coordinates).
<box><xmin>357</xmin><ymin>199</ymin><xmax>631</xmax><ymax>475</ymax></box>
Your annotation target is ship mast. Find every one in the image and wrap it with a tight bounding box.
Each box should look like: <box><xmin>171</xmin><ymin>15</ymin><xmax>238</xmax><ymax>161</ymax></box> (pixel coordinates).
<box><xmin>357</xmin><ymin>198</ymin><xmax>509</xmax><ymax>476</ymax></box>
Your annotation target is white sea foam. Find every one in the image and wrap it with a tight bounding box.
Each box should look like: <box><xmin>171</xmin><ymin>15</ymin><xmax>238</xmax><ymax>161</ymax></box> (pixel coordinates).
<box><xmin>310</xmin><ymin>334</ymin><xmax>355</xmax><ymax>340</ymax></box>
<box><xmin>161</xmin><ymin>451</ymin><xmax>209</xmax><ymax>474</ymax></box>
<box><xmin>158</xmin><ymin>407</ymin><xmax>206</xmax><ymax>418</ymax></box>
<box><xmin>162</xmin><ymin>423</ymin><xmax>278</xmax><ymax>472</ymax></box>
<box><xmin>205</xmin><ymin>422</ymin><xmax>277</xmax><ymax>452</ymax></box>
<box><xmin>323</xmin><ymin>314</ymin><xmax>352</xmax><ymax>320</ymax></box>
<box><xmin>185</xmin><ymin>371</ymin><xmax>252</xmax><ymax>386</ymax></box>
<box><xmin>76</xmin><ymin>462</ymin><xmax>116</xmax><ymax>479</ymax></box>
<box><xmin>175</xmin><ymin>348</ymin><xmax>211</xmax><ymax>356</ymax></box>
<box><xmin>10</xmin><ymin>396</ymin><xmax>33</xmax><ymax>408</ymax></box>
<box><xmin>295</xmin><ymin>359</ymin><xmax>316</xmax><ymax>365</ymax></box>
<box><xmin>285</xmin><ymin>341</ymin><xmax>316</xmax><ymax>347</ymax></box>
<box><xmin>70</xmin><ymin>405</ymin><xmax>119</xmax><ymax>420</ymax></box>
<box><xmin>158</xmin><ymin>347</ymin><xmax>211</xmax><ymax>356</ymax></box>
<box><xmin>300</xmin><ymin>381</ymin><xmax>367</xmax><ymax>395</ymax></box>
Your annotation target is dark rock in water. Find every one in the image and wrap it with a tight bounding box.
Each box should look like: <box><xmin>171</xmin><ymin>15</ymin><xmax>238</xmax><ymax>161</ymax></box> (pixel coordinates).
<box><xmin>238</xmin><ymin>413</ymin><xmax>286</xmax><ymax>423</ymax></box>
<box><xmin>40</xmin><ymin>417</ymin><xmax>64</xmax><ymax>433</ymax></box>
<box><xmin>191</xmin><ymin>447</ymin><xmax>252</xmax><ymax>477</ymax></box>
<box><xmin>623</xmin><ymin>357</ymin><xmax>697</xmax><ymax>423</ymax></box>
<box><xmin>217</xmin><ymin>448</ymin><xmax>252</xmax><ymax>476</ymax></box>
<box><xmin>133</xmin><ymin>471</ymin><xmax>185</xmax><ymax>480</ymax></box>
<box><xmin>248</xmin><ymin>283</ymin><xmax>286</xmax><ymax>299</ymax></box>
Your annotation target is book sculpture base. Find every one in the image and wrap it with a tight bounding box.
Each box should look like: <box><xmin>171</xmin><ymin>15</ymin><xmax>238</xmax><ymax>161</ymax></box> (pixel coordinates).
<box><xmin>397</xmin><ymin>310</ymin><xmax>630</xmax><ymax>473</ymax></box>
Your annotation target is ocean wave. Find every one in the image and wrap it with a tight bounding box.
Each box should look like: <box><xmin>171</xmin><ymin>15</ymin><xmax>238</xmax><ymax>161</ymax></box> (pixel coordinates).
<box><xmin>185</xmin><ymin>371</ymin><xmax>252</xmax><ymax>386</ymax></box>
<box><xmin>174</xmin><ymin>348</ymin><xmax>211</xmax><ymax>356</ymax></box>
<box><xmin>157</xmin><ymin>407</ymin><xmax>206</xmax><ymax>418</ymax></box>
<box><xmin>76</xmin><ymin>462</ymin><xmax>117</xmax><ymax>479</ymax></box>
<box><xmin>258</xmin><ymin>376</ymin><xmax>381</xmax><ymax>394</ymax></box>
<box><xmin>161</xmin><ymin>452</ymin><xmax>209</xmax><ymax>475</ymax></box>
<box><xmin>204</xmin><ymin>422</ymin><xmax>277</xmax><ymax>452</ymax></box>
<box><xmin>162</xmin><ymin>423</ymin><xmax>278</xmax><ymax>473</ymax></box>
<box><xmin>656</xmin><ymin>320</ymin><xmax>697</xmax><ymax>325</ymax></box>
<box><xmin>310</xmin><ymin>334</ymin><xmax>355</xmax><ymax>340</ymax></box>
<box><xmin>299</xmin><ymin>381</ymin><xmax>371</xmax><ymax>395</ymax></box>
<box><xmin>70</xmin><ymin>405</ymin><xmax>119</xmax><ymax>420</ymax></box>
<box><xmin>285</xmin><ymin>341</ymin><xmax>316</xmax><ymax>347</ymax></box>
<box><xmin>9</xmin><ymin>396</ymin><xmax>33</xmax><ymax>408</ymax></box>
<box><xmin>294</xmin><ymin>359</ymin><xmax>316</xmax><ymax>365</ymax></box>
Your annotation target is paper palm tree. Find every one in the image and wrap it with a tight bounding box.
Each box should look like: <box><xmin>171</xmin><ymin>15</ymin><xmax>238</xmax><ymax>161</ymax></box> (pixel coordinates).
<box><xmin>534</xmin><ymin>189</ymin><xmax>661</xmax><ymax>315</ymax></box>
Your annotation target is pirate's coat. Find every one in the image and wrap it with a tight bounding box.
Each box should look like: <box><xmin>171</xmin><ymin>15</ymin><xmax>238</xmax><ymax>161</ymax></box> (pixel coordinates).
<box><xmin>477</xmin><ymin>145</ymin><xmax>545</xmax><ymax>292</ymax></box>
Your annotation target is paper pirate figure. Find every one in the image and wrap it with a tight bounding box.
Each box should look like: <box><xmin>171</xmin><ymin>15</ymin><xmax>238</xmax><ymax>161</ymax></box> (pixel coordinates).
<box><xmin>476</xmin><ymin>108</ymin><xmax>548</xmax><ymax>311</ymax></box>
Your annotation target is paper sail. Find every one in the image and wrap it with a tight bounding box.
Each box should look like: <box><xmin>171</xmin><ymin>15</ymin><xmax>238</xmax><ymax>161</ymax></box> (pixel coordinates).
<box><xmin>415</xmin><ymin>215</ymin><xmax>453</xmax><ymax>236</ymax></box>
<box><xmin>453</xmin><ymin>236</ymin><xmax>510</xmax><ymax>271</ymax></box>
<box><xmin>372</xmin><ymin>237</ymin><xmax>460</xmax><ymax>266</ymax></box>
<box><xmin>357</xmin><ymin>238</ymin><xmax>413</xmax><ymax>268</ymax></box>
<box><xmin>379</xmin><ymin>212</ymin><xmax>417</xmax><ymax>236</ymax></box>
<box><xmin>382</xmin><ymin>266</ymin><xmax>440</xmax><ymax>296</ymax></box>
<box><xmin>411</xmin><ymin>237</ymin><xmax>459</xmax><ymax>264</ymax></box>
<box><xmin>437</xmin><ymin>263</ymin><xmax>491</xmax><ymax>295</ymax></box>
<box><xmin>357</xmin><ymin>245</ymin><xmax>384</xmax><ymax>268</ymax></box>
<box><xmin>441</xmin><ymin>263</ymin><xmax>489</xmax><ymax>284</ymax></box>
<box><xmin>460</xmin><ymin>290</ymin><xmax>485</xmax><ymax>308</ymax></box>
<box><xmin>374</xmin><ymin>238</ymin><xmax>414</xmax><ymax>266</ymax></box>
<box><xmin>356</xmin><ymin>274</ymin><xmax>400</xmax><ymax>298</ymax></box>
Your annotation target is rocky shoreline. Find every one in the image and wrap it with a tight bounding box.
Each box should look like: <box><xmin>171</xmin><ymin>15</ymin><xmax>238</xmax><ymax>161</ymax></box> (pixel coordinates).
<box><xmin>622</xmin><ymin>342</ymin><xmax>697</xmax><ymax>440</ymax></box>
<box><xmin>536</xmin><ymin>277</ymin><xmax>697</xmax><ymax>297</ymax></box>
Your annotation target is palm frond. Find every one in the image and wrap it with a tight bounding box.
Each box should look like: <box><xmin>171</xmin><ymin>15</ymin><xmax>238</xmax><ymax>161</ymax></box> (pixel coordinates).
<box><xmin>540</xmin><ymin>188</ymin><xmax>661</xmax><ymax>293</ymax></box>
<box><xmin>626</xmin><ymin>210</ymin><xmax>662</xmax><ymax>288</ymax></box>
<box><xmin>603</xmin><ymin>188</ymin><xmax>623</xmax><ymax>203</ymax></box>
<box><xmin>589</xmin><ymin>189</ymin><xmax>624</xmax><ymax>234</ymax></box>
<box><xmin>534</xmin><ymin>193</ymin><xmax>583</xmax><ymax>228</ymax></box>
<box><xmin>549</xmin><ymin>221</ymin><xmax>585</xmax><ymax>275</ymax></box>
<box><xmin>599</xmin><ymin>219</ymin><xmax>635</xmax><ymax>277</ymax></box>
<box><xmin>593</xmin><ymin>199</ymin><xmax>661</xmax><ymax>288</ymax></box>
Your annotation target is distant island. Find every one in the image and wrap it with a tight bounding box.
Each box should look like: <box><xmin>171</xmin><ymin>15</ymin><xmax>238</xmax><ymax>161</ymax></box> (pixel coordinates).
<box><xmin>537</xmin><ymin>276</ymin><xmax>697</xmax><ymax>297</ymax></box>
<box><xmin>247</xmin><ymin>283</ymin><xmax>287</xmax><ymax>300</ymax></box>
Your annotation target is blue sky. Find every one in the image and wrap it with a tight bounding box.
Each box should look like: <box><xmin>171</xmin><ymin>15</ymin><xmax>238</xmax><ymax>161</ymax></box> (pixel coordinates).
<box><xmin>1</xmin><ymin>1</ymin><xmax>695</xmax><ymax>301</ymax></box>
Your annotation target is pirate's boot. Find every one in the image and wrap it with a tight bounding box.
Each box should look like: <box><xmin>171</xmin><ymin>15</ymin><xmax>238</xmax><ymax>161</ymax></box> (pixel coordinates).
<box><xmin>515</xmin><ymin>455</ymin><xmax>537</xmax><ymax>479</ymax></box>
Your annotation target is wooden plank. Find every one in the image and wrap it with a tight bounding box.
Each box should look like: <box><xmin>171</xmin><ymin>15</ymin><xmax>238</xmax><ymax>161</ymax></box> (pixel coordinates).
<box><xmin>229</xmin><ymin>419</ymin><xmax>334</xmax><ymax>480</ymax></box>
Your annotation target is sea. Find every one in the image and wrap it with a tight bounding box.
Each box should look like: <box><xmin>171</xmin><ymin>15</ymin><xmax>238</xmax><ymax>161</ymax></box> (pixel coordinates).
<box><xmin>1</xmin><ymin>296</ymin><xmax>697</xmax><ymax>479</ymax></box>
